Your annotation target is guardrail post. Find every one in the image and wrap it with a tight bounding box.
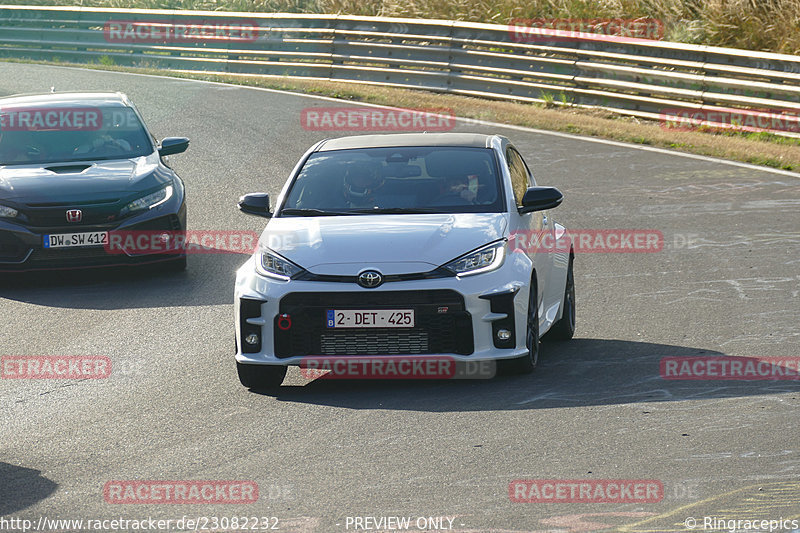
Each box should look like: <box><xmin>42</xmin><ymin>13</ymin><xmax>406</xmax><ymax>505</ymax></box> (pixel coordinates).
<box><xmin>329</xmin><ymin>15</ymin><xmax>340</xmax><ymax>82</ymax></box>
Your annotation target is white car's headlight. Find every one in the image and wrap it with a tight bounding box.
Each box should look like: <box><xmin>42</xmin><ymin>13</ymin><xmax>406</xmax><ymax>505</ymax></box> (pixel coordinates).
<box><xmin>120</xmin><ymin>185</ymin><xmax>173</xmax><ymax>216</ymax></box>
<box><xmin>443</xmin><ymin>240</ymin><xmax>506</xmax><ymax>276</ymax></box>
<box><xmin>256</xmin><ymin>249</ymin><xmax>305</xmax><ymax>280</ymax></box>
<box><xmin>0</xmin><ymin>205</ymin><xmax>18</xmax><ymax>218</ymax></box>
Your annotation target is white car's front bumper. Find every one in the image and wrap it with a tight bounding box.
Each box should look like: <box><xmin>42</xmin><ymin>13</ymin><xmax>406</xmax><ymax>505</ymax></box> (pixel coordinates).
<box><xmin>234</xmin><ymin>252</ymin><xmax>535</xmax><ymax>366</ymax></box>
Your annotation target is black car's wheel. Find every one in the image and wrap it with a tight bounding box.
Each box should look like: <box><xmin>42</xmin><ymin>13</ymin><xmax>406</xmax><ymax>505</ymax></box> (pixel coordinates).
<box><xmin>236</xmin><ymin>362</ymin><xmax>286</xmax><ymax>391</ymax></box>
<box><xmin>544</xmin><ymin>256</ymin><xmax>575</xmax><ymax>341</ymax></box>
<box><xmin>499</xmin><ymin>279</ymin><xmax>539</xmax><ymax>375</ymax></box>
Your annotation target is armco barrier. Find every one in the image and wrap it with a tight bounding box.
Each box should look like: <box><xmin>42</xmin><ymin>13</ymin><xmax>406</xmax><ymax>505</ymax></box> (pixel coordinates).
<box><xmin>1</xmin><ymin>6</ymin><xmax>799</xmax><ymax>135</ymax></box>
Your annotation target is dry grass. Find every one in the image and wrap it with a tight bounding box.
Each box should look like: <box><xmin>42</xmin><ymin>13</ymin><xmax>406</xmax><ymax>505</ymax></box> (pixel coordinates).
<box><xmin>7</xmin><ymin>58</ymin><xmax>797</xmax><ymax>170</ymax></box>
<box><xmin>4</xmin><ymin>0</ymin><xmax>800</xmax><ymax>54</ymax></box>
<box><xmin>236</xmin><ymin>74</ymin><xmax>800</xmax><ymax>170</ymax></box>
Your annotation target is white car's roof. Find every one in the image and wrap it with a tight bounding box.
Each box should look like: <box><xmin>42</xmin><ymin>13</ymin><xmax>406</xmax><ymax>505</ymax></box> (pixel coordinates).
<box><xmin>316</xmin><ymin>132</ymin><xmax>495</xmax><ymax>151</ymax></box>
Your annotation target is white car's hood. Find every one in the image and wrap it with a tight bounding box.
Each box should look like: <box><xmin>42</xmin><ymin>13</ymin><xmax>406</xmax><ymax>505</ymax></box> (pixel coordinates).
<box><xmin>260</xmin><ymin>213</ymin><xmax>508</xmax><ymax>275</ymax></box>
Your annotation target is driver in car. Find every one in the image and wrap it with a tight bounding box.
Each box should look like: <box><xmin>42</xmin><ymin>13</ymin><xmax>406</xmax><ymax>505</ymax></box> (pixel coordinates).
<box><xmin>430</xmin><ymin>174</ymin><xmax>477</xmax><ymax>205</ymax></box>
<box><xmin>342</xmin><ymin>160</ymin><xmax>385</xmax><ymax>208</ymax></box>
<box><xmin>72</xmin><ymin>133</ymin><xmax>131</xmax><ymax>157</ymax></box>
<box><xmin>0</xmin><ymin>129</ymin><xmax>42</xmax><ymax>163</ymax></box>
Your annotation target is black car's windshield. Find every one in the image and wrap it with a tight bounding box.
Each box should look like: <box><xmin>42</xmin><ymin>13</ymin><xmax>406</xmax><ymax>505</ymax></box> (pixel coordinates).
<box><xmin>281</xmin><ymin>146</ymin><xmax>504</xmax><ymax>215</ymax></box>
<box><xmin>0</xmin><ymin>105</ymin><xmax>153</xmax><ymax>165</ymax></box>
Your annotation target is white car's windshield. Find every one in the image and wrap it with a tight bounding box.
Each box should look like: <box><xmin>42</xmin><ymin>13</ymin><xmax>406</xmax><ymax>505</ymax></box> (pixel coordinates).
<box><xmin>0</xmin><ymin>105</ymin><xmax>153</xmax><ymax>165</ymax></box>
<box><xmin>281</xmin><ymin>146</ymin><xmax>505</xmax><ymax>215</ymax></box>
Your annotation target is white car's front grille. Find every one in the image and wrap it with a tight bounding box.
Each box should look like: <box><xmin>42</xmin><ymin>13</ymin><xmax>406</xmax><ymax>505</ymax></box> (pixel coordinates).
<box><xmin>320</xmin><ymin>331</ymin><xmax>430</xmax><ymax>356</ymax></box>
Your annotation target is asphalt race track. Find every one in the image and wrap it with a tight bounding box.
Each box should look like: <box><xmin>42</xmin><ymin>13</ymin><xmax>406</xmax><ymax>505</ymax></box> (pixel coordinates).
<box><xmin>1</xmin><ymin>62</ymin><xmax>799</xmax><ymax>533</ymax></box>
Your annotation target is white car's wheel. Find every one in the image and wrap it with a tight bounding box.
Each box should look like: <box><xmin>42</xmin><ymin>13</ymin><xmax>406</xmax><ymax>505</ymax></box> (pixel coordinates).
<box><xmin>237</xmin><ymin>363</ymin><xmax>286</xmax><ymax>391</ymax></box>
<box><xmin>544</xmin><ymin>256</ymin><xmax>575</xmax><ymax>341</ymax></box>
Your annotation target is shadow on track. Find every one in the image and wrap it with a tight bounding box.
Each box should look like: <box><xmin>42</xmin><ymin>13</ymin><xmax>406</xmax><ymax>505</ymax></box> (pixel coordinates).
<box><xmin>252</xmin><ymin>339</ymin><xmax>799</xmax><ymax>411</ymax></box>
<box><xmin>0</xmin><ymin>253</ymin><xmax>248</xmax><ymax>309</ymax></box>
<box><xmin>0</xmin><ymin>462</ymin><xmax>58</xmax><ymax>517</ymax></box>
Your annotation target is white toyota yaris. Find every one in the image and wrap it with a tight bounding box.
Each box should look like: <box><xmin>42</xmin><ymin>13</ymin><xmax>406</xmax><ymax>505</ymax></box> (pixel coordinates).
<box><xmin>234</xmin><ymin>133</ymin><xmax>575</xmax><ymax>390</ymax></box>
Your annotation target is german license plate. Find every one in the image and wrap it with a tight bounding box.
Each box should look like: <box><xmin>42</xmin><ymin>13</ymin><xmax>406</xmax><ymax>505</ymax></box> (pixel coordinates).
<box><xmin>326</xmin><ymin>309</ymin><xmax>414</xmax><ymax>328</ymax></box>
<box><xmin>43</xmin><ymin>232</ymin><xmax>108</xmax><ymax>248</ymax></box>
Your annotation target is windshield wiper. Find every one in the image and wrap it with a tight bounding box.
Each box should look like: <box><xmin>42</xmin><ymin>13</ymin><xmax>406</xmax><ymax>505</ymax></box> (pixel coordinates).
<box><xmin>280</xmin><ymin>207</ymin><xmax>444</xmax><ymax>216</ymax></box>
<box><xmin>349</xmin><ymin>207</ymin><xmax>443</xmax><ymax>214</ymax></box>
<box><xmin>279</xmin><ymin>208</ymin><xmax>362</xmax><ymax>217</ymax></box>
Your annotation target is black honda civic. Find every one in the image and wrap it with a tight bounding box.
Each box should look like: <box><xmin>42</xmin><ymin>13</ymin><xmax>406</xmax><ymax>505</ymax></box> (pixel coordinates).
<box><xmin>0</xmin><ymin>91</ymin><xmax>189</xmax><ymax>271</ymax></box>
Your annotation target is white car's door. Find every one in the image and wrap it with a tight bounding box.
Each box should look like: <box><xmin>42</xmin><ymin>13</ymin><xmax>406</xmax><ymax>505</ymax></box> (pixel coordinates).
<box><xmin>506</xmin><ymin>146</ymin><xmax>554</xmax><ymax>324</ymax></box>
<box><xmin>517</xmin><ymin>148</ymin><xmax>569</xmax><ymax>330</ymax></box>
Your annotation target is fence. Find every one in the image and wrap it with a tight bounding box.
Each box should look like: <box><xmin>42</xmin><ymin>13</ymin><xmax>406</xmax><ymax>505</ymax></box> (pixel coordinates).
<box><xmin>1</xmin><ymin>6</ymin><xmax>799</xmax><ymax>134</ymax></box>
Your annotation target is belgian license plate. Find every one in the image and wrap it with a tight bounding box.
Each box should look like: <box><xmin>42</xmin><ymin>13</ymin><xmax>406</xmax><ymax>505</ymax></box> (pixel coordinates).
<box><xmin>43</xmin><ymin>232</ymin><xmax>108</xmax><ymax>249</ymax></box>
<box><xmin>327</xmin><ymin>309</ymin><xmax>415</xmax><ymax>328</ymax></box>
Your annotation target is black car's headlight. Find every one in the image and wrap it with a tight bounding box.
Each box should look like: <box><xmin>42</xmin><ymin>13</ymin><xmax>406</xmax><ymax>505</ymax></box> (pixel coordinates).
<box><xmin>119</xmin><ymin>185</ymin><xmax>173</xmax><ymax>217</ymax></box>
<box><xmin>256</xmin><ymin>248</ymin><xmax>305</xmax><ymax>280</ymax></box>
<box><xmin>0</xmin><ymin>205</ymin><xmax>18</xmax><ymax>218</ymax></box>
<box><xmin>443</xmin><ymin>240</ymin><xmax>506</xmax><ymax>276</ymax></box>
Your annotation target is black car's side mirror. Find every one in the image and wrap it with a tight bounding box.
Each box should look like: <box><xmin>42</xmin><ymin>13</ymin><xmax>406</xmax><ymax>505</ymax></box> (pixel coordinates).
<box><xmin>158</xmin><ymin>137</ymin><xmax>190</xmax><ymax>157</ymax></box>
<box><xmin>238</xmin><ymin>193</ymin><xmax>272</xmax><ymax>218</ymax></box>
<box><xmin>519</xmin><ymin>186</ymin><xmax>563</xmax><ymax>214</ymax></box>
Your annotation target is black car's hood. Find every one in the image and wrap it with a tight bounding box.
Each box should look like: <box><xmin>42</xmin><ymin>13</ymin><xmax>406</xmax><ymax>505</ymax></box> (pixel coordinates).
<box><xmin>0</xmin><ymin>155</ymin><xmax>164</xmax><ymax>202</ymax></box>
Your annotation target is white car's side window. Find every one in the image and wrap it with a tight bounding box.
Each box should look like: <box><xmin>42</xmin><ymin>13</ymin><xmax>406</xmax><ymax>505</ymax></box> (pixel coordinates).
<box><xmin>506</xmin><ymin>148</ymin><xmax>529</xmax><ymax>207</ymax></box>
<box><xmin>518</xmin><ymin>150</ymin><xmax>537</xmax><ymax>187</ymax></box>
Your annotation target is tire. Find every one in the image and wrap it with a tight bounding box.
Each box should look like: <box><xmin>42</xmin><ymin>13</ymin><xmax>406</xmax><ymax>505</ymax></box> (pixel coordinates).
<box><xmin>499</xmin><ymin>278</ymin><xmax>539</xmax><ymax>375</ymax></box>
<box><xmin>544</xmin><ymin>256</ymin><xmax>575</xmax><ymax>341</ymax></box>
<box><xmin>237</xmin><ymin>362</ymin><xmax>287</xmax><ymax>391</ymax></box>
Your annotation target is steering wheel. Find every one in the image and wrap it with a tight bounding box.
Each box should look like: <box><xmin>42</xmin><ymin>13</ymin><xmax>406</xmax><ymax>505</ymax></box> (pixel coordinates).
<box><xmin>73</xmin><ymin>137</ymin><xmax>130</xmax><ymax>156</ymax></box>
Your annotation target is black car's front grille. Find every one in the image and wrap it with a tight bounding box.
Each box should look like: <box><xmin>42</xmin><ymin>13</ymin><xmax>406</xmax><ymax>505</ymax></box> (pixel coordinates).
<box><xmin>23</xmin><ymin>202</ymin><xmax>123</xmax><ymax>227</ymax></box>
<box><xmin>18</xmin><ymin>215</ymin><xmax>185</xmax><ymax>267</ymax></box>
<box><xmin>29</xmin><ymin>246</ymin><xmax>112</xmax><ymax>262</ymax></box>
<box><xmin>27</xmin><ymin>198</ymin><xmax>120</xmax><ymax>207</ymax></box>
<box><xmin>274</xmin><ymin>290</ymin><xmax>474</xmax><ymax>357</ymax></box>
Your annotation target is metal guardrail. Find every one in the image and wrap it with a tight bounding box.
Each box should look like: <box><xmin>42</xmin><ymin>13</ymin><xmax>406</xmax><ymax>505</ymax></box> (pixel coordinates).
<box><xmin>1</xmin><ymin>5</ymin><xmax>799</xmax><ymax>135</ymax></box>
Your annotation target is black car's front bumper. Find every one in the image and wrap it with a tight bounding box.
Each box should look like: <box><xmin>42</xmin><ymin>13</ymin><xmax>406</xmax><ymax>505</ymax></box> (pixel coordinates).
<box><xmin>0</xmin><ymin>201</ymin><xmax>186</xmax><ymax>272</ymax></box>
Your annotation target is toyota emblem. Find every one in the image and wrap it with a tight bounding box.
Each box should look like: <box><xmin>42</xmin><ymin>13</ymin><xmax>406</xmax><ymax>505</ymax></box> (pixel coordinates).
<box><xmin>66</xmin><ymin>209</ymin><xmax>82</xmax><ymax>223</ymax></box>
<box><xmin>357</xmin><ymin>270</ymin><xmax>383</xmax><ymax>288</ymax></box>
